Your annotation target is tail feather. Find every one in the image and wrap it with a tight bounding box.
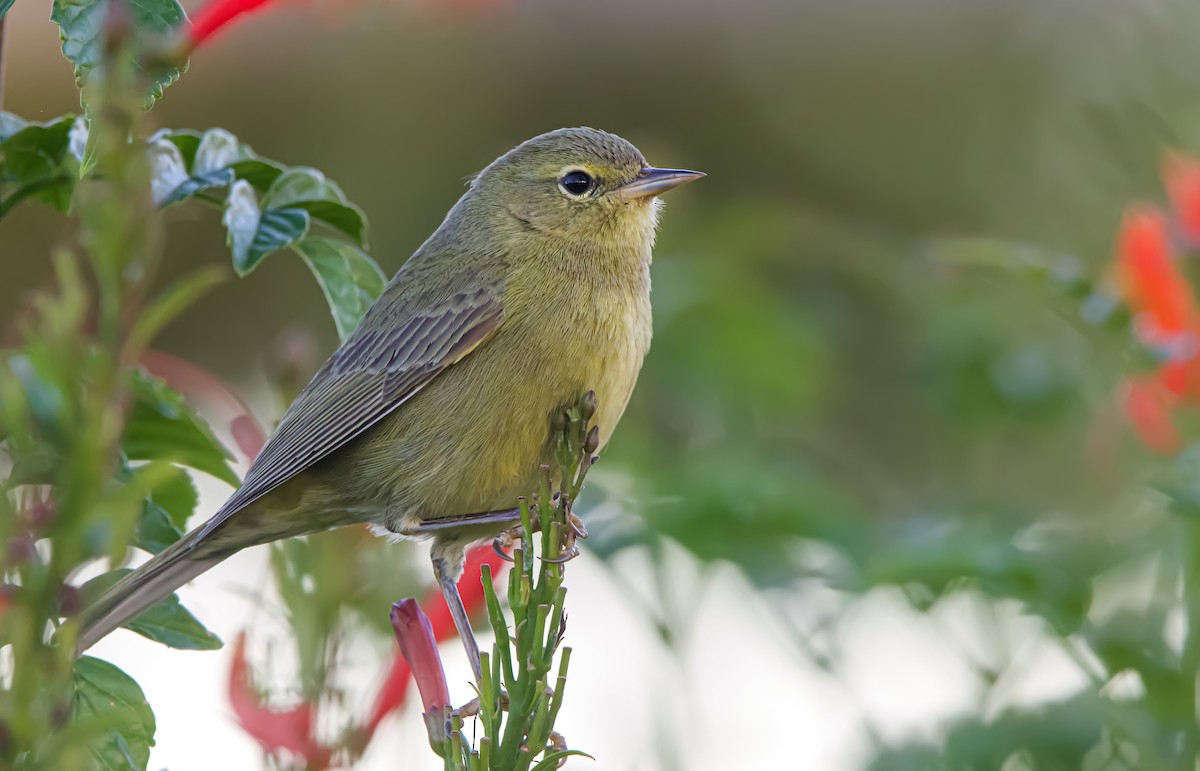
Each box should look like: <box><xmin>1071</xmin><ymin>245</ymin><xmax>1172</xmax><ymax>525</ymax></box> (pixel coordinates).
<box><xmin>76</xmin><ymin>528</ymin><xmax>227</xmax><ymax>654</ymax></box>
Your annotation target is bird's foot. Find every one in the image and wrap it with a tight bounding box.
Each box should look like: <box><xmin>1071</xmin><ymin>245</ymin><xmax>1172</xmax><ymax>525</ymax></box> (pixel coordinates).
<box><xmin>542</xmin><ymin>510</ymin><xmax>588</xmax><ymax>563</ymax></box>
<box><xmin>493</xmin><ymin>507</ymin><xmax>588</xmax><ymax>563</ymax></box>
<box><xmin>455</xmin><ymin>690</ymin><xmax>509</xmax><ymax>719</ymax></box>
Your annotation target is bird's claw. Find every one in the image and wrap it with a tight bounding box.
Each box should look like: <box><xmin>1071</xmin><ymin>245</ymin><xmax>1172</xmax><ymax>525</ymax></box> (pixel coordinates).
<box><xmin>567</xmin><ymin>511</ymin><xmax>588</xmax><ymax>541</ymax></box>
<box><xmin>493</xmin><ymin>506</ymin><xmax>588</xmax><ymax>562</ymax></box>
<box><xmin>492</xmin><ymin>534</ymin><xmax>516</xmax><ymax>562</ymax></box>
<box><xmin>456</xmin><ymin>691</ymin><xmax>508</xmax><ymax>719</ymax></box>
<box><xmin>548</xmin><ymin>730</ymin><xmax>569</xmax><ymax>766</ymax></box>
<box><xmin>541</xmin><ymin>511</ymin><xmax>588</xmax><ymax>563</ymax></box>
<box><xmin>540</xmin><ymin>545</ymin><xmax>580</xmax><ymax>564</ymax></box>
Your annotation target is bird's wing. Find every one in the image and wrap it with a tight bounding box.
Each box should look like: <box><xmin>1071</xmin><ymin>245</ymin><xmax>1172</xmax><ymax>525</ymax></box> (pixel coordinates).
<box><xmin>199</xmin><ymin>274</ymin><xmax>504</xmax><ymax>538</ymax></box>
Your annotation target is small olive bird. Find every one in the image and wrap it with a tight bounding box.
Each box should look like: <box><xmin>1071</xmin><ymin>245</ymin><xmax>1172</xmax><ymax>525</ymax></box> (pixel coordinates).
<box><xmin>77</xmin><ymin>128</ymin><xmax>702</xmax><ymax>679</ymax></box>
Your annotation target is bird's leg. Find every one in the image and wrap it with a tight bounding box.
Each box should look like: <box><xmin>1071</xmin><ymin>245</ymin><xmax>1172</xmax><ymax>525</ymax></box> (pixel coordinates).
<box><xmin>431</xmin><ymin>555</ymin><xmax>483</xmax><ymax>685</ymax></box>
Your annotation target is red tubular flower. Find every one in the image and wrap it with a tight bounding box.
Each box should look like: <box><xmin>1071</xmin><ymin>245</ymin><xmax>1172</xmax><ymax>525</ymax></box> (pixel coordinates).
<box><xmin>1117</xmin><ymin>207</ymin><xmax>1196</xmax><ymax>339</ymax></box>
<box><xmin>366</xmin><ymin>545</ymin><xmax>506</xmax><ymax>732</ymax></box>
<box><xmin>227</xmin><ymin>634</ymin><xmax>332</xmax><ymax>766</ymax></box>
<box><xmin>390</xmin><ymin>600</ymin><xmax>451</xmax><ymax>718</ymax></box>
<box><xmin>1124</xmin><ymin>378</ymin><xmax>1183</xmax><ymax>455</ymax></box>
<box><xmin>230</xmin><ymin>548</ymin><xmax>507</xmax><ymax>756</ymax></box>
<box><xmin>1164</xmin><ymin>152</ymin><xmax>1200</xmax><ymax>245</ymax></box>
<box><xmin>187</xmin><ymin>0</ymin><xmax>279</xmax><ymax>49</ymax></box>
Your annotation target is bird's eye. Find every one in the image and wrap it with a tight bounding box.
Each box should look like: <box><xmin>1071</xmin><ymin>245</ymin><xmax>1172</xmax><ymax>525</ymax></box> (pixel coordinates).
<box><xmin>559</xmin><ymin>170</ymin><xmax>595</xmax><ymax>197</ymax></box>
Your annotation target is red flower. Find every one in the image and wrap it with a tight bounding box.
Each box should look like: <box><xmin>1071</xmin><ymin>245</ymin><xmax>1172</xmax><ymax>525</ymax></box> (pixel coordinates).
<box><xmin>230</xmin><ymin>545</ymin><xmax>508</xmax><ymax>762</ymax></box>
<box><xmin>390</xmin><ymin>600</ymin><xmax>451</xmax><ymax>743</ymax></box>
<box><xmin>1116</xmin><ymin>207</ymin><xmax>1196</xmax><ymax>339</ymax></box>
<box><xmin>1164</xmin><ymin>152</ymin><xmax>1200</xmax><ymax>245</ymax></box>
<box><xmin>1110</xmin><ymin>158</ymin><xmax>1200</xmax><ymax>455</ymax></box>
<box><xmin>366</xmin><ymin>545</ymin><xmax>504</xmax><ymax>731</ymax></box>
<box><xmin>1124</xmin><ymin>378</ymin><xmax>1183</xmax><ymax>455</ymax></box>
<box><xmin>228</xmin><ymin>634</ymin><xmax>333</xmax><ymax>766</ymax></box>
<box><xmin>186</xmin><ymin>0</ymin><xmax>280</xmax><ymax>49</ymax></box>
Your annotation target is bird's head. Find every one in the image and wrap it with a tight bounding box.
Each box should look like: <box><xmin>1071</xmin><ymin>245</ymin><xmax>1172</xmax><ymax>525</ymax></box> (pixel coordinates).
<box><xmin>465</xmin><ymin>127</ymin><xmax>703</xmax><ymax>258</ymax></box>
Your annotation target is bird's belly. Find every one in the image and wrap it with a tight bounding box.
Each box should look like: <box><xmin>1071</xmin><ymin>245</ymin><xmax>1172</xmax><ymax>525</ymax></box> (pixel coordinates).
<box><xmin>334</xmin><ymin>292</ymin><xmax>650</xmax><ymax>530</ymax></box>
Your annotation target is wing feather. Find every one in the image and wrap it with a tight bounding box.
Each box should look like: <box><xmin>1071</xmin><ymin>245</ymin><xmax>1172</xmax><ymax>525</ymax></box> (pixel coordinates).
<box><xmin>199</xmin><ymin>277</ymin><xmax>504</xmax><ymax>538</ymax></box>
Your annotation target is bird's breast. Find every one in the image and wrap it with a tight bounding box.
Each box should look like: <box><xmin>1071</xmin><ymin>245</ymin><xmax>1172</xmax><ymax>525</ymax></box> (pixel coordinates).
<box><xmin>357</xmin><ymin>262</ymin><xmax>652</xmax><ymax>524</ymax></box>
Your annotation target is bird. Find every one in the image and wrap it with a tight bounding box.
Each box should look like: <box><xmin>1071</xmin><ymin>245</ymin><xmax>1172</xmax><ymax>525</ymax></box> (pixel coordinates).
<box><xmin>76</xmin><ymin>127</ymin><xmax>703</xmax><ymax>679</ymax></box>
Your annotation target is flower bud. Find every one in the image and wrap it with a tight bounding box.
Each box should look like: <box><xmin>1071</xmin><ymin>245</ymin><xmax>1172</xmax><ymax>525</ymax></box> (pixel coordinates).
<box><xmin>583</xmin><ymin>425</ymin><xmax>600</xmax><ymax>455</ymax></box>
<box><xmin>580</xmin><ymin>390</ymin><xmax>597</xmax><ymax>421</ymax></box>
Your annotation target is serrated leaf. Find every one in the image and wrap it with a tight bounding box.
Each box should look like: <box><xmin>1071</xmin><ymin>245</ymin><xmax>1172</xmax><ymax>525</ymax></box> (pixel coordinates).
<box><xmin>293</xmin><ymin>237</ymin><xmax>387</xmax><ymax>340</ymax></box>
<box><xmin>51</xmin><ymin>0</ymin><xmax>188</xmax><ymax>110</ymax></box>
<box><xmin>123</xmin><ymin>370</ymin><xmax>240</xmax><ymax>486</ymax></box>
<box><xmin>72</xmin><ymin>656</ymin><xmax>156</xmax><ymax>771</ymax></box>
<box><xmin>263</xmin><ymin>167</ymin><xmax>368</xmax><ymax>246</ymax></box>
<box><xmin>82</xmin><ymin>570</ymin><xmax>222</xmax><ymax>650</ymax></box>
<box><xmin>223</xmin><ymin>180</ymin><xmax>310</xmax><ymax>275</ymax></box>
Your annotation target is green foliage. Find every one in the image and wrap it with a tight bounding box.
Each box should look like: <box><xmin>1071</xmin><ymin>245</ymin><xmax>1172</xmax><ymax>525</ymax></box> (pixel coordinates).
<box><xmin>0</xmin><ymin>118</ymin><xmax>384</xmax><ymax>339</ymax></box>
<box><xmin>0</xmin><ymin>114</ymin><xmax>80</xmax><ymax>217</ymax></box>
<box><xmin>131</xmin><ymin>464</ymin><xmax>196</xmax><ymax>554</ymax></box>
<box><xmin>123</xmin><ymin>370</ymin><xmax>239</xmax><ymax>487</ymax></box>
<box><xmin>50</xmin><ymin>0</ymin><xmax>187</xmax><ymax>108</ymax></box>
<box><xmin>81</xmin><ymin>571</ymin><xmax>221</xmax><ymax>650</ymax></box>
<box><xmin>150</xmin><ymin>127</ymin><xmax>382</xmax><ymax>328</ymax></box>
<box><xmin>293</xmin><ymin>237</ymin><xmax>386</xmax><ymax>341</ymax></box>
<box><xmin>71</xmin><ymin>657</ymin><xmax>156</xmax><ymax>771</ymax></box>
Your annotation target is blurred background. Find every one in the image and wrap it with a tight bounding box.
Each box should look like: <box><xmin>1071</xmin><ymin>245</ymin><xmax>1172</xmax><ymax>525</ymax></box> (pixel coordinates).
<box><xmin>8</xmin><ymin>0</ymin><xmax>1200</xmax><ymax>768</ymax></box>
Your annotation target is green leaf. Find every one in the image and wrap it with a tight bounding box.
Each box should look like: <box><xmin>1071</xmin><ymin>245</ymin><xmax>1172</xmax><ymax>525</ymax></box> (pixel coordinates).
<box><xmin>531</xmin><ymin>750</ymin><xmax>595</xmax><ymax>771</ymax></box>
<box><xmin>51</xmin><ymin>0</ymin><xmax>188</xmax><ymax>109</ymax></box>
<box><xmin>0</xmin><ymin>116</ymin><xmax>77</xmax><ymax>214</ymax></box>
<box><xmin>135</xmin><ymin>464</ymin><xmax>197</xmax><ymax>554</ymax></box>
<box><xmin>0</xmin><ymin>0</ymin><xmax>14</xmax><ymax>21</ymax></box>
<box><xmin>150</xmin><ymin>128</ymin><xmax>243</xmax><ymax>206</ymax></box>
<box><xmin>135</xmin><ymin>499</ymin><xmax>184</xmax><ymax>554</ymax></box>
<box><xmin>82</xmin><ymin>571</ymin><xmax>222</xmax><ymax>650</ymax></box>
<box><xmin>123</xmin><ymin>370</ymin><xmax>240</xmax><ymax>486</ymax></box>
<box><xmin>72</xmin><ymin>656</ymin><xmax>156</xmax><ymax>770</ymax></box>
<box><xmin>230</xmin><ymin>157</ymin><xmax>285</xmax><ymax>191</ymax></box>
<box><xmin>156</xmin><ymin>127</ymin><xmax>202</xmax><ymax>166</ymax></box>
<box><xmin>262</xmin><ymin>168</ymin><xmax>369</xmax><ymax>246</ymax></box>
<box><xmin>223</xmin><ymin>180</ymin><xmax>310</xmax><ymax>275</ymax></box>
<box><xmin>293</xmin><ymin>237</ymin><xmax>387</xmax><ymax>340</ymax></box>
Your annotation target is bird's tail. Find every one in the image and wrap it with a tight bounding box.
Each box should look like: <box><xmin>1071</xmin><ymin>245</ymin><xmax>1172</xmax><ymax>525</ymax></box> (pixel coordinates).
<box><xmin>75</xmin><ymin>526</ymin><xmax>227</xmax><ymax>654</ymax></box>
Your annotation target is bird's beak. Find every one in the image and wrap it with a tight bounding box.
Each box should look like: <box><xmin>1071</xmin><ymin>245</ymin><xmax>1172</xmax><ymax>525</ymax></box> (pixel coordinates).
<box><xmin>615</xmin><ymin>167</ymin><xmax>705</xmax><ymax>200</ymax></box>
